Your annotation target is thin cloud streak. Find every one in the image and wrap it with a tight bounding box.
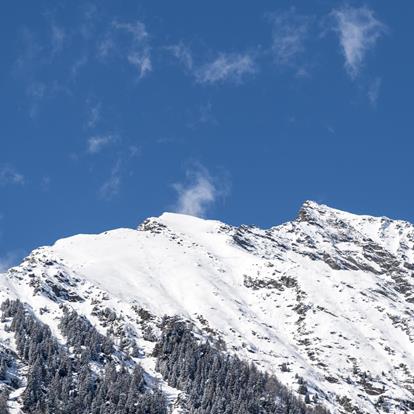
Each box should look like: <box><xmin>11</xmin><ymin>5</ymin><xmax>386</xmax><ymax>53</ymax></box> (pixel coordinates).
<box><xmin>186</xmin><ymin>102</ymin><xmax>218</xmax><ymax>129</ymax></box>
<box><xmin>195</xmin><ymin>53</ymin><xmax>257</xmax><ymax>84</ymax></box>
<box><xmin>0</xmin><ymin>165</ymin><xmax>24</xmax><ymax>186</ymax></box>
<box><xmin>50</xmin><ymin>23</ymin><xmax>67</xmax><ymax>56</ymax></box>
<box><xmin>99</xmin><ymin>159</ymin><xmax>122</xmax><ymax>200</ymax></box>
<box><xmin>86</xmin><ymin>100</ymin><xmax>101</xmax><ymax>128</ymax></box>
<box><xmin>166</xmin><ymin>42</ymin><xmax>193</xmax><ymax>71</ymax></box>
<box><xmin>127</xmin><ymin>52</ymin><xmax>152</xmax><ymax>79</ymax></box>
<box><xmin>111</xmin><ymin>20</ymin><xmax>152</xmax><ymax>79</ymax></box>
<box><xmin>71</xmin><ymin>55</ymin><xmax>88</xmax><ymax>78</ymax></box>
<box><xmin>368</xmin><ymin>77</ymin><xmax>382</xmax><ymax>107</ymax></box>
<box><xmin>269</xmin><ymin>8</ymin><xmax>310</xmax><ymax>66</ymax></box>
<box><xmin>87</xmin><ymin>134</ymin><xmax>118</xmax><ymax>154</ymax></box>
<box><xmin>97</xmin><ymin>33</ymin><xmax>116</xmax><ymax>59</ymax></box>
<box><xmin>97</xmin><ymin>143</ymin><xmax>141</xmax><ymax>200</ymax></box>
<box><xmin>112</xmin><ymin>20</ymin><xmax>148</xmax><ymax>42</ymax></box>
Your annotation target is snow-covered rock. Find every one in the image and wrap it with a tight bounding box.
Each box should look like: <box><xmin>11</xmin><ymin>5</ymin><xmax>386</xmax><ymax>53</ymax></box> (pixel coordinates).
<box><xmin>0</xmin><ymin>201</ymin><xmax>413</xmax><ymax>413</ymax></box>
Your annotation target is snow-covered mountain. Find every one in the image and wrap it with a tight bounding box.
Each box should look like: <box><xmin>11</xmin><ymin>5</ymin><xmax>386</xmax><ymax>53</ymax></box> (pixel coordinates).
<box><xmin>0</xmin><ymin>201</ymin><xmax>413</xmax><ymax>413</ymax></box>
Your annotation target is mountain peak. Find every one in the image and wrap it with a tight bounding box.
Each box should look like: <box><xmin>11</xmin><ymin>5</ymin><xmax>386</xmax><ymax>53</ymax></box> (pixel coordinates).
<box><xmin>1</xmin><ymin>202</ymin><xmax>414</xmax><ymax>413</ymax></box>
<box><xmin>296</xmin><ymin>200</ymin><xmax>384</xmax><ymax>226</ymax></box>
<box><xmin>296</xmin><ymin>200</ymin><xmax>342</xmax><ymax>223</ymax></box>
<box><xmin>138</xmin><ymin>211</ymin><xmax>224</xmax><ymax>236</ymax></box>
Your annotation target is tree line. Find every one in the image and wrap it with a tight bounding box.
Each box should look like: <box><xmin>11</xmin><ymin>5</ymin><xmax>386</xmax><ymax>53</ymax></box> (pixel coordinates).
<box><xmin>0</xmin><ymin>299</ymin><xmax>332</xmax><ymax>413</ymax></box>
<box><xmin>0</xmin><ymin>299</ymin><xmax>167</xmax><ymax>414</ymax></box>
<box><xmin>154</xmin><ymin>317</ymin><xmax>330</xmax><ymax>414</ymax></box>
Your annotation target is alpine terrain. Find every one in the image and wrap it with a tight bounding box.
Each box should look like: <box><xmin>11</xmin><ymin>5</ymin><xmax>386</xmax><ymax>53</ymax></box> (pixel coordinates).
<box><xmin>0</xmin><ymin>201</ymin><xmax>413</xmax><ymax>413</ymax></box>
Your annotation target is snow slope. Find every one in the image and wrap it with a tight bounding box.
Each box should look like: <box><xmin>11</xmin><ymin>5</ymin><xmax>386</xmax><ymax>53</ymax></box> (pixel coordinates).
<box><xmin>1</xmin><ymin>201</ymin><xmax>413</xmax><ymax>413</ymax></box>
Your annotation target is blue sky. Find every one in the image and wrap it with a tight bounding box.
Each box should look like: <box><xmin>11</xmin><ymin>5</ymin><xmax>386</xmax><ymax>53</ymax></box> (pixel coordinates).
<box><xmin>1</xmin><ymin>1</ymin><xmax>413</xmax><ymax>269</ymax></box>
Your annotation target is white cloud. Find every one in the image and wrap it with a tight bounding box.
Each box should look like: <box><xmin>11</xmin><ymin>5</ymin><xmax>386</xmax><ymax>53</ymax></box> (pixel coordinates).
<box><xmin>71</xmin><ymin>55</ymin><xmax>88</xmax><ymax>78</ymax></box>
<box><xmin>326</xmin><ymin>125</ymin><xmax>336</xmax><ymax>135</ymax></box>
<box><xmin>80</xmin><ymin>3</ymin><xmax>97</xmax><ymax>22</ymax></box>
<box><xmin>368</xmin><ymin>76</ymin><xmax>381</xmax><ymax>106</ymax></box>
<box><xmin>13</xmin><ymin>27</ymin><xmax>71</xmax><ymax>118</ymax></box>
<box><xmin>86</xmin><ymin>100</ymin><xmax>101</xmax><ymax>128</ymax></box>
<box><xmin>173</xmin><ymin>165</ymin><xmax>228</xmax><ymax>217</ymax></box>
<box><xmin>87</xmin><ymin>134</ymin><xmax>117</xmax><ymax>154</ymax></box>
<box><xmin>0</xmin><ymin>165</ymin><xmax>24</xmax><ymax>186</ymax></box>
<box><xmin>187</xmin><ymin>102</ymin><xmax>217</xmax><ymax>129</ymax></box>
<box><xmin>127</xmin><ymin>51</ymin><xmax>152</xmax><ymax>79</ymax></box>
<box><xmin>50</xmin><ymin>23</ymin><xmax>66</xmax><ymax>56</ymax></box>
<box><xmin>26</xmin><ymin>81</ymin><xmax>46</xmax><ymax>118</ymax></box>
<box><xmin>166</xmin><ymin>42</ymin><xmax>193</xmax><ymax>71</ymax></box>
<box><xmin>111</xmin><ymin>20</ymin><xmax>152</xmax><ymax>79</ymax></box>
<box><xmin>331</xmin><ymin>6</ymin><xmax>386</xmax><ymax>78</ymax></box>
<box><xmin>41</xmin><ymin>176</ymin><xmax>51</xmax><ymax>191</ymax></box>
<box><xmin>112</xmin><ymin>21</ymin><xmax>148</xmax><ymax>42</ymax></box>
<box><xmin>99</xmin><ymin>159</ymin><xmax>122</xmax><ymax>200</ymax></box>
<box><xmin>196</xmin><ymin>53</ymin><xmax>257</xmax><ymax>84</ymax></box>
<box><xmin>25</xmin><ymin>80</ymin><xmax>70</xmax><ymax>119</ymax></box>
<box><xmin>97</xmin><ymin>33</ymin><xmax>116</xmax><ymax>59</ymax></box>
<box><xmin>14</xmin><ymin>28</ymin><xmax>42</xmax><ymax>75</ymax></box>
<box><xmin>128</xmin><ymin>145</ymin><xmax>141</xmax><ymax>157</ymax></box>
<box><xmin>198</xmin><ymin>102</ymin><xmax>216</xmax><ymax>124</ymax></box>
<box><xmin>269</xmin><ymin>9</ymin><xmax>310</xmax><ymax>66</ymax></box>
<box><xmin>166</xmin><ymin>44</ymin><xmax>254</xmax><ymax>85</ymax></box>
<box><xmin>27</xmin><ymin>81</ymin><xmax>46</xmax><ymax>99</ymax></box>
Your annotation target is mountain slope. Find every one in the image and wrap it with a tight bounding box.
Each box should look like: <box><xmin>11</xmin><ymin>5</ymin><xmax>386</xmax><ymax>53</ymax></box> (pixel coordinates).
<box><xmin>0</xmin><ymin>201</ymin><xmax>413</xmax><ymax>413</ymax></box>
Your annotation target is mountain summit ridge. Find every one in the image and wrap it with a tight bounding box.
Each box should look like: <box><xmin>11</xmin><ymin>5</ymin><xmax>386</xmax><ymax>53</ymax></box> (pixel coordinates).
<box><xmin>1</xmin><ymin>201</ymin><xmax>413</xmax><ymax>413</ymax></box>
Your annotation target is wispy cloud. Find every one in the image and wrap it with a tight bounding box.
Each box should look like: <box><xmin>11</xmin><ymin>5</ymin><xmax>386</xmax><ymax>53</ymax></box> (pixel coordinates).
<box><xmin>86</xmin><ymin>100</ymin><xmax>101</xmax><ymax>128</ymax></box>
<box><xmin>128</xmin><ymin>145</ymin><xmax>141</xmax><ymax>157</ymax></box>
<box><xmin>40</xmin><ymin>176</ymin><xmax>51</xmax><ymax>192</ymax></box>
<box><xmin>166</xmin><ymin>42</ymin><xmax>193</xmax><ymax>71</ymax></box>
<box><xmin>71</xmin><ymin>55</ymin><xmax>88</xmax><ymax>78</ymax></box>
<box><xmin>27</xmin><ymin>81</ymin><xmax>46</xmax><ymax>99</ymax></box>
<box><xmin>0</xmin><ymin>254</ymin><xmax>15</xmax><ymax>272</ymax></box>
<box><xmin>14</xmin><ymin>29</ymin><xmax>46</xmax><ymax>117</ymax></box>
<box><xmin>331</xmin><ymin>6</ymin><xmax>386</xmax><ymax>78</ymax></box>
<box><xmin>26</xmin><ymin>81</ymin><xmax>46</xmax><ymax>118</ymax></box>
<box><xmin>0</xmin><ymin>164</ymin><xmax>24</xmax><ymax>186</ymax></box>
<box><xmin>326</xmin><ymin>124</ymin><xmax>336</xmax><ymax>135</ymax></box>
<box><xmin>26</xmin><ymin>80</ymin><xmax>70</xmax><ymax>119</ymax></box>
<box><xmin>50</xmin><ymin>23</ymin><xmax>67</xmax><ymax>56</ymax></box>
<box><xmin>97</xmin><ymin>33</ymin><xmax>116</xmax><ymax>59</ymax></box>
<box><xmin>268</xmin><ymin>8</ymin><xmax>310</xmax><ymax>66</ymax></box>
<box><xmin>97</xmin><ymin>141</ymin><xmax>141</xmax><ymax>200</ymax></box>
<box><xmin>172</xmin><ymin>164</ymin><xmax>229</xmax><ymax>217</ymax></box>
<box><xmin>127</xmin><ymin>51</ymin><xmax>152</xmax><ymax>79</ymax></box>
<box><xmin>0</xmin><ymin>250</ymin><xmax>24</xmax><ymax>273</ymax></box>
<box><xmin>0</xmin><ymin>216</ymin><xmax>24</xmax><ymax>272</ymax></box>
<box><xmin>81</xmin><ymin>2</ymin><xmax>98</xmax><ymax>23</ymax></box>
<box><xmin>87</xmin><ymin>134</ymin><xmax>118</xmax><ymax>154</ymax></box>
<box><xmin>14</xmin><ymin>28</ymin><xmax>43</xmax><ymax>74</ymax></box>
<box><xmin>166</xmin><ymin>44</ymin><xmax>255</xmax><ymax>85</ymax></box>
<box><xmin>105</xmin><ymin>19</ymin><xmax>152</xmax><ymax>79</ymax></box>
<box><xmin>112</xmin><ymin>20</ymin><xmax>148</xmax><ymax>42</ymax></box>
<box><xmin>187</xmin><ymin>102</ymin><xmax>217</xmax><ymax>129</ymax></box>
<box><xmin>196</xmin><ymin>52</ymin><xmax>257</xmax><ymax>84</ymax></box>
<box><xmin>367</xmin><ymin>76</ymin><xmax>382</xmax><ymax>106</ymax></box>
<box><xmin>13</xmin><ymin>24</ymin><xmax>73</xmax><ymax>118</ymax></box>
<box><xmin>99</xmin><ymin>159</ymin><xmax>122</xmax><ymax>200</ymax></box>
